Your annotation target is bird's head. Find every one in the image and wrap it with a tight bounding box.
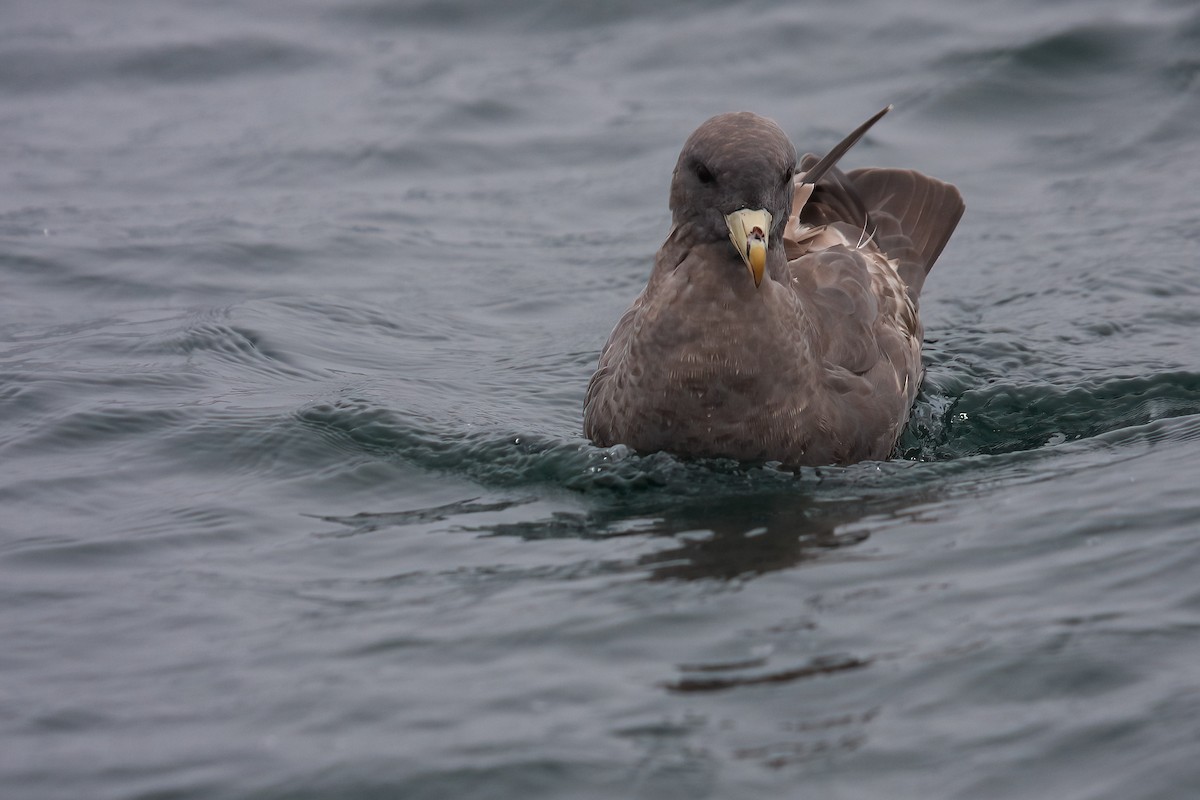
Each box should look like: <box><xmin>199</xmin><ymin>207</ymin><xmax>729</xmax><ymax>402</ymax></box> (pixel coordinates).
<box><xmin>669</xmin><ymin>112</ymin><xmax>797</xmax><ymax>288</ymax></box>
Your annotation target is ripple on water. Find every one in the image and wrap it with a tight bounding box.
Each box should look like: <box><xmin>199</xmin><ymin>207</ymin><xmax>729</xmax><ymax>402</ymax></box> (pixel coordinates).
<box><xmin>929</xmin><ymin>18</ymin><xmax>1170</xmax><ymax>118</ymax></box>
<box><xmin>903</xmin><ymin>370</ymin><xmax>1200</xmax><ymax>460</ymax></box>
<box><xmin>288</xmin><ymin>361</ymin><xmax>1200</xmax><ymax>492</ymax></box>
<box><xmin>0</xmin><ymin>36</ymin><xmax>327</xmax><ymax>94</ymax></box>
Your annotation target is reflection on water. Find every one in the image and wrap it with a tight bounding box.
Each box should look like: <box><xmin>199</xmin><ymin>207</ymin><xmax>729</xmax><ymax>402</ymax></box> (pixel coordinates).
<box><xmin>318</xmin><ymin>481</ymin><xmax>925</xmax><ymax>582</ymax></box>
<box><xmin>622</xmin><ymin>491</ymin><xmax>871</xmax><ymax>582</ymax></box>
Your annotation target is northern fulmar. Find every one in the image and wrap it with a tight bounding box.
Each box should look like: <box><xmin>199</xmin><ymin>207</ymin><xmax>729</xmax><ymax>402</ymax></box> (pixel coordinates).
<box><xmin>583</xmin><ymin>106</ymin><xmax>964</xmax><ymax>466</ymax></box>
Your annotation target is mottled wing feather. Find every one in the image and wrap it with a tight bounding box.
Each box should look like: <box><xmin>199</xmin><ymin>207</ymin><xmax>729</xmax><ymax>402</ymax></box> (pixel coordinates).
<box><xmin>582</xmin><ymin>300</ymin><xmax>636</xmax><ymax>445</ymax></box>
<box><xmin>783</xmin><ymin>158</ymin><xmax>938</xmax><ymax>460</ymax></box>
<box><xmin>797</xmin><ymin>247</ymin><xmax>880</xmax><ymax>375</ymax></box>
<box><xmin>797</xmin><ymin>157</ymin><xmax>965</xmax><ymax>299</ymax></box>
<box><xmin>846</xmin><ymin>167</ymin><xmax>965</xmax><ymax>296</ymax></box>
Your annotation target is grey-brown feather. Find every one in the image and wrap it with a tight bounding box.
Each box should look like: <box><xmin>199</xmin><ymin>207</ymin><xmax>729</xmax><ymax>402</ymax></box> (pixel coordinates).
<box><xmin>583</xmin><ymin>112</ymin><xmax>964</xmax><ymax>467</ymax></box>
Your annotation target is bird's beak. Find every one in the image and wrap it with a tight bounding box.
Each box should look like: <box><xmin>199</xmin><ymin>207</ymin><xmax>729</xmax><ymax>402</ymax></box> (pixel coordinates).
<box><xmin>724</xmin><ymin>208</ymin><xmax>772</xmax><ymax>288</ymax></box>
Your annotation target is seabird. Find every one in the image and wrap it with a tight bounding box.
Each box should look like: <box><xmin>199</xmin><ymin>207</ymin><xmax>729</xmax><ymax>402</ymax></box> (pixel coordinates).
<box><xmin>583</xmin><ymin>106</ymin><xmax>964</xmax><ymax>466</ymax></box>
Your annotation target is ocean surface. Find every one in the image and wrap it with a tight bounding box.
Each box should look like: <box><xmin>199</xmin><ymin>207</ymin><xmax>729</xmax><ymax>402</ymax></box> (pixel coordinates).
<box><xmin>3</xmin><ymin>1</ymin><xmax>1199</xmax><ymax>798</ymax></box>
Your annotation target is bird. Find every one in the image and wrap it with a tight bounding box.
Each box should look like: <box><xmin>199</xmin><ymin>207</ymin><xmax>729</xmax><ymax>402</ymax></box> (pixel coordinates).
<box><xmin>583</xmin><ymin>106</ymin><xmax>964</xmax><ymax>467</ymax></box>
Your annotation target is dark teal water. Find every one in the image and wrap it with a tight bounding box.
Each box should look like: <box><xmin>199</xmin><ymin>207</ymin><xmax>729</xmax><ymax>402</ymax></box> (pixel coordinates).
<box><xmin>3</xmin><ymin>1</ymin><xmax>1200</xmax><ymax>798</ymax></box>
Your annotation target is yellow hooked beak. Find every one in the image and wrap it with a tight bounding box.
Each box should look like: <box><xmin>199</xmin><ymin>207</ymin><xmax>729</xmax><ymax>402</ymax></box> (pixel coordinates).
<box><xmin>724</xmin><ymin>208</ymin><xmax>771</xmax><ymax>288</ymax></box>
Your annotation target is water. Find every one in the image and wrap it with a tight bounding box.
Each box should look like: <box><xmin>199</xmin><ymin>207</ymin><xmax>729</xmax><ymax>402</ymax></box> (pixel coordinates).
<box><xmin>3</xmin><ymin>1</ymin><xmax>1199</xmax><ymax>798</ymax></box>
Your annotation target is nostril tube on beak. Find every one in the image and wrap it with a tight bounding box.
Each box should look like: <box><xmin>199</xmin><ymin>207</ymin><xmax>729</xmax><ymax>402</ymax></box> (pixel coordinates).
<box><xmin>725</xmin><ymin>208</ymin><xmax>772</xmax><ymax>288</ymax></box>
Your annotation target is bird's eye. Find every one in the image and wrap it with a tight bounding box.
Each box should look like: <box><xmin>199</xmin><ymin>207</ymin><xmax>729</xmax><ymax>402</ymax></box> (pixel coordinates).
<box><xmin>694</xmin><ymin>162</ymin><xmax>716</xmax><ymax>185</ymax></box>
<box><xmin>780</xmin><ymin>169</ymin><xmax>794</xmax><ymax>188</ymax></box>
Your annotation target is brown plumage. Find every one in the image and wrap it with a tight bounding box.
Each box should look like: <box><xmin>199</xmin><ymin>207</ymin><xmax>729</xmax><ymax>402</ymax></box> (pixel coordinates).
<box><xmin>583</xmin><ymin>107</ymin><xmax>964</xmax><ymax>466</ymax></box>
